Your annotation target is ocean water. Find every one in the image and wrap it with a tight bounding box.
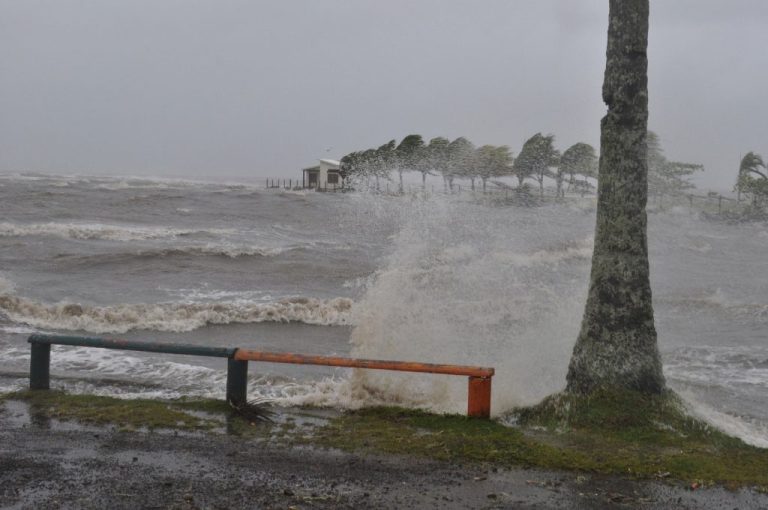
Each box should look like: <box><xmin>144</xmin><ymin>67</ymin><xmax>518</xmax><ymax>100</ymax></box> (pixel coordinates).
<box><xmin>0</xmin><ymin>173</ymin><xmax>766</xmax><ymax>446</ymax></box>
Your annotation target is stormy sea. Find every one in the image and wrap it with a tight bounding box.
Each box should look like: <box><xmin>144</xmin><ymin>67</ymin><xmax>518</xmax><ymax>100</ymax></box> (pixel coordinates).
<box><xmin>0</xmin><ymin>173</ymin><xmax>766</xmax><ymax>447</ymax></box>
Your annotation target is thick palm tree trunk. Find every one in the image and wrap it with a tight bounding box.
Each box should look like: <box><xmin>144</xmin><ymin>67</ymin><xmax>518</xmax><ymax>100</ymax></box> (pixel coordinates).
<box><xmin>566</xmin><ymin>0</ymin><xmax>665</xmax><ymax>394</ymax></box>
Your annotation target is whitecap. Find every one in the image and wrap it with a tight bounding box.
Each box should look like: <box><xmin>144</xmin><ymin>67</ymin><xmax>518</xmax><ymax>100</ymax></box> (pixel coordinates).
<box><xmin>0</xmin><ymin>292</ymin><xmax>354</xmax><ymax>334</ymax></box>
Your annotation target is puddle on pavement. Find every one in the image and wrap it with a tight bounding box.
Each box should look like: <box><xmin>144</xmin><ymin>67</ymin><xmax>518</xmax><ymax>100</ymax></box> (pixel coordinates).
<box><xmin>0</xmin><ymin>397</ymin><xmax>336</xmax><ymax>440</ymax></box>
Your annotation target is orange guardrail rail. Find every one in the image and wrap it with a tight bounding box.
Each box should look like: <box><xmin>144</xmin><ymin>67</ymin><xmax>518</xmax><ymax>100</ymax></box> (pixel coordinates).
<box><xmin>233</xmin><ymin>349</ymin><xmax>495</xmax><ymax>418</ymax></box>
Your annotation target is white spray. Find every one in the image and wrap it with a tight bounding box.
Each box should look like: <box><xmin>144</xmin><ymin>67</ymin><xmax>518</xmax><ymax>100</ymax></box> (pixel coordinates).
<box><xmin>347</xmin><ymin>195</ymin><xmax>593</xmax><ymax>415</ymax></box>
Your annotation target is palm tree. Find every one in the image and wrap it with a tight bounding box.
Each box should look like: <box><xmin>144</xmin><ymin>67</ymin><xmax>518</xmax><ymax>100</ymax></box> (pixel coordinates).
<box><xmin>373</xmin><ymin>140</ymin><xmax>397</xmax><ymax>190</ymax></box>
<box><xmin>446</xmin><ymin>137</ymin><xmax>475</xmax><ymax>191</ymax></box>
<box><xmin>559</xmin><ymin>143</ymin><xmax>597</xmax><ymax>196</ymax></box>
<box><xmin>395</xmin><ymin>134</ymin><xmax>424</xmax><ymax>192</ymax></box>
<box><xmin>513</xmin><ymin>133</ymin><xmax>559</xmax><ymax>196</ymax></box>
<box><xmin>475</xmin><ymin>145</ymin><xmax>512</xmax><ymax>192</ymax></box>
<box><xmin>425</xmin><ymin>137</ymin><xmax>450</xmax><ymax>189</ymax></box>
<box><xmin>566</xmin><ymin>0</ymin><xmax>665</xmax><ymax>395</ymax></box>
<box><xmin>646</xmin><ymin>131</ymin><xmax>703</xmax><ymax>197</ymax></box>
<box><xmin>736</xmin><ymin>152</ymin><xmax>766</xmax><ymax>202</ymax></box>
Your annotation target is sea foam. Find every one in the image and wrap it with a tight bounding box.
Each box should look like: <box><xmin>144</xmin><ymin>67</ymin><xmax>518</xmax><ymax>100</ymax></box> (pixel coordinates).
<box><xmin>0</xmin><ymin>292</ymin><xmax>354</xmax><ymax>333</ymax></box>
<box><xmin>0</xmin><ymin>222</ymin><xmax>232</xmax><ymax>242</ymax></box>
<box><xmin>57</xmin><ymin>244</ymin><xmax>291</xmax><ymax>263</ymax></box>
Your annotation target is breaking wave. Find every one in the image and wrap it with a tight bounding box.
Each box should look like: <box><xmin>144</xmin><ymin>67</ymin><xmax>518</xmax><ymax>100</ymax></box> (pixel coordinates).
<box><xmin>662</xmin><ymin>289</ymin><xmax>768</xmax><ymax>322</ymax></box>
<box><xmin>0</xmin><ymin>340</ymin><xmax>410</xmax><ymax>409</ymax></box>
<box><xmin>666</xmin><ymin>345</ymin><xmax>768</xmax><ymax>391</ymax></box>
<box><xmin>55</xmin><ymin>244</ymin><xmax>292</xmax><ymax>263</ymax></box>
<box><xmin>347</xmin><ymin>199</ymin><xmax>590</xmax><ymax>416</ymax></box>
<box><xmin>0</xmin><ymin>222</ymin><xmax>231</xmax><ymax>242</ymax></box>
<box><xmin>663</xmin><ymin>345</ymin><xmax>768</xmax><ymax>448</ymax></box>
<box><xmin>490</xmin><ymin>237</ymin><xmax>593</xmax><ymax>267</ymax></box>
<box><xmin>678</xmin><ymin>392</ymin><xmax>768</xmax><ymax>449</ymax></box>
<box><xmin>0</xmin><ymin>292</ymin><xmax>354</xmax><ymax>334</ymax></box>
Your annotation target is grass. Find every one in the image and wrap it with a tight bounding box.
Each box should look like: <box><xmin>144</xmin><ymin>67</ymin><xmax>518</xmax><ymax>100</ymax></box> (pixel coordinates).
<box><xmin>3</xmin><ymin>390</ymin><xmax>225</xmax><ymax>431</ymax></box>
<box><xmin>2</xmin><ymin>388</ymin><xmax>767</xmax><ymax>489</ymax></box>
<box><xmin>0</xmin><ymin>390</ymin><xmax>309</xmax><ymax>439</ymax></box>
<box><xmin>310</xmin><ymin>389</ymin><xmax>768</xmax><ymax>489</ymax></box>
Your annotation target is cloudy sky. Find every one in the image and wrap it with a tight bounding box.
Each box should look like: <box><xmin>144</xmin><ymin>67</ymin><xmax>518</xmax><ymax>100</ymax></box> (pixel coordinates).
<box><xmin>1</xmin><ymin>1</ymin><xmax>766</xmax><ymax>189</ymax></box>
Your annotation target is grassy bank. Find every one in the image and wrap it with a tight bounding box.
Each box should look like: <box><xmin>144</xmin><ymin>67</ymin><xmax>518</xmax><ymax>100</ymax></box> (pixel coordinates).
<box><xmin>0</xmin><ymin>390</ymin><xmax>228</xmax><ymax>431</ymax></box>
<box><xmin>2</xmin><ymin>389</ymin><xmax>767</xmax><ymax>489</ymax></box>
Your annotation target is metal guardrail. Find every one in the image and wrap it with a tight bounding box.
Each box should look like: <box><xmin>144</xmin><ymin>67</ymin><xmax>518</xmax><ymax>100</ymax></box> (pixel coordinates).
<box><xmin>27</xmin><ymin>334</ymin><xmax>495</xmax><ymax>418</ymax></box>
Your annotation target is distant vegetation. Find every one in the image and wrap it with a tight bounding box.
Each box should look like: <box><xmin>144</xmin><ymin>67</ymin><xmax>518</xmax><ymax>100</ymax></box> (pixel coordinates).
<box><xmin>340</xmin><ymin>131</ymin><xmax>702</xmax><ymax>197</ymax></box>
<box><xmin>646</xmin><ymin>131</ymin><xmax>703</xmax><ymax>196</ymax></box>
<box><xmin>735</xmin><ymin>151</ymin><xmax>768</xmax><ymax>214</ymax></box>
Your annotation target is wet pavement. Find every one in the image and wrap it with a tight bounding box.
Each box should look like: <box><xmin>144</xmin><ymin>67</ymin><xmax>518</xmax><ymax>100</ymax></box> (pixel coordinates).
<box><xmin>1</xmin><ymin>400</ymin><xmax>767</xmax><ymax>509</ymax></box>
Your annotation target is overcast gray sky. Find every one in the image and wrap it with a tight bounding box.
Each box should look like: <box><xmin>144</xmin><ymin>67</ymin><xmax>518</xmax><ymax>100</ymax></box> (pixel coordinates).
<box><xmin>1</xmin><ymin>1</ymin><xmax>766</xmax><ymax>189</ymax></box>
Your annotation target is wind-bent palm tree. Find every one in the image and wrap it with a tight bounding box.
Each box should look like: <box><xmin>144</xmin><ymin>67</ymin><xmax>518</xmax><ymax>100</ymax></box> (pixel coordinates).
<box><xmin>736</xmin><ymin>152</ymin><xmax>766</xmax><ymax>202</ymax></box>
<box><xmin>513</xmin><ymin>133</ymin><xmax>559</xmax><ymax>196</ymax></box>
<box><xmin>735</xmin><ymin>151</ymin><xmax>768</xmax><ymax>206</ymax></box>
<box><xmin>395</xmin><ymin>134</ymin><xmax>424</xmax><ymax>192</ymax></box>
<box><xmin>559</xmin><ymin>142</ymin><xmax>597</xmax><ymax>196</ymax></box>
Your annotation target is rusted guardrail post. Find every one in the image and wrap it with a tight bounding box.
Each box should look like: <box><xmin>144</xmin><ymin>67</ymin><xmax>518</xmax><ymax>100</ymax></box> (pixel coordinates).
<box><xmin>467</xmin><ymin>376</ymin><xmax>491</xmax><ymax>418</ymax></box>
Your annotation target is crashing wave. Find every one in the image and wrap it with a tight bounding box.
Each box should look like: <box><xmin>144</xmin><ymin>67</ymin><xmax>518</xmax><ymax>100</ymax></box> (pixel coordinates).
<box><xmin>137</xmin><ymin>244</ymin><xmax>291</xmax><ymax>258</ymax></box>
<box><xmin>55</xmin><ymin>244</ymin><xmax>291</xmax><ymax>264</ymax></box>
<box><xmin>490</xmin><ymin>237</ymin><xmax>594</xmax><ymax>267</ymax></box>
<box><xmin>661</xmin><ymin>289</ymin><xmax>768</xmax><ymax>321</ymax></box>
<box><xmin>0</xmin><ymin>293</ymin><xmax>354</xmax><ymax>334</ymax></box>
<box><xmin>0</xmin><ymin>222</ymin><xmax>231</xmax><ymax>242</ymax></box>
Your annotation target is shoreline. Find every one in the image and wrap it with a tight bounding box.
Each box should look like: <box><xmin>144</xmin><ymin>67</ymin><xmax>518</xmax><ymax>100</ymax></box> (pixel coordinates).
<box><xmin>2</xmin><ymin>393</ymin><xmax>768</xmax><ymax>509</ymax></box>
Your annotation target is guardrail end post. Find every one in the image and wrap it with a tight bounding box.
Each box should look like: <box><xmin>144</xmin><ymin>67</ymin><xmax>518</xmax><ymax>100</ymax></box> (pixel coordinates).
<box><xmin>30</xmin><ymin>342</ymin><xmax>51</xmax><ymax>390</ymax></box>
<box><xmin>467</xmin><ymin>376</ymin><xmax>491</xmax><ymax>418</ymax></box>
<box><xmin>226</xmin><ymin>359</ymin><xmax>248</xmax><ymax>406</ymax></box>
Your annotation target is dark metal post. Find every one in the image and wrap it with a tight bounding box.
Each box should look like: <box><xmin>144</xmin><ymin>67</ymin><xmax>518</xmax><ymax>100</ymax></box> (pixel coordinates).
<box><xmin>226</xmin><ymin>359</ymin><xmax>248</xmax><ymax>405</ymax></box>
<box><xmin>30</xmin><ymin>342</ymin><xmax>51</xmax><ymax>390</ymax></box>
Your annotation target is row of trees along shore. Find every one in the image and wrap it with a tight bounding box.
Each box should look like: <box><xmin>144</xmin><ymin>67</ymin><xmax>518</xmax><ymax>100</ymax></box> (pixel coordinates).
<box><xmin>340</xmin><ymin>131</ymin><xmax>703</xmax><ymax>197</ymax></box>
